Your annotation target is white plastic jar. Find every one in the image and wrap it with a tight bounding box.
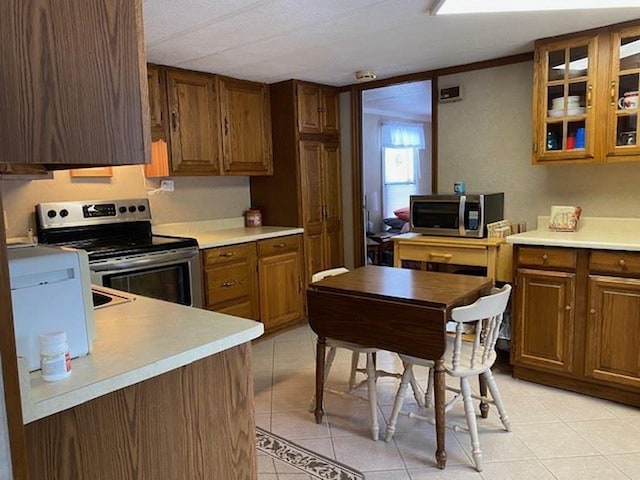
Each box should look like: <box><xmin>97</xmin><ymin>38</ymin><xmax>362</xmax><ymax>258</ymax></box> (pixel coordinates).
<box><xmin>39</xmin><ymin>330</ymin><xmax>71</xmax><ymax>381</ymax></box>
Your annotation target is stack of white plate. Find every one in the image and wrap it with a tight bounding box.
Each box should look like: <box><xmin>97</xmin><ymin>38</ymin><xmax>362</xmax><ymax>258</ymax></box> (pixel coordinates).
<box><xmin>548</xmin><ymin>107</ymin><xmax>586</xmax><ymax>117</ymax></box>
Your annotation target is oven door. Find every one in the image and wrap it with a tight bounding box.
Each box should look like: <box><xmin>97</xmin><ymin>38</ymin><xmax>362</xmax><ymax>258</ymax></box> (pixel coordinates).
<box><xmin>89</xmin><ymin>248</ymin><xmax>202</xmax><ymax>308</ymax></box>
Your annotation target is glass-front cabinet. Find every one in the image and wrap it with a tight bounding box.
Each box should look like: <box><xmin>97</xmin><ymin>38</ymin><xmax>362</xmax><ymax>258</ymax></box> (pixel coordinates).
<box><xmin>533</xmin><ymin>35</ymin><xmax>597</xmax><ymax>164</ymax></box>
<box><xmin>607</xmin><ymin>25</ymin><xmax>640</xmax><ymax>160</ymax></box>
<box><xmin>532</xmin><ymin>21</ymin><xmax>640</xmax><ymax>165</ymax></box>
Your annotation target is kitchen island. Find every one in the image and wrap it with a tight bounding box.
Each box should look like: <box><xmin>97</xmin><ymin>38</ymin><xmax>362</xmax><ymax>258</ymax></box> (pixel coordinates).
<box><xmin>20</xmin><ymin>288</ymin><xmax>264</xmax><ymax>480</ymax></box>
<box><xmin>507</xmin><ymin>216</ymin><xmax>640</xmax><ymax>407</ymax></box>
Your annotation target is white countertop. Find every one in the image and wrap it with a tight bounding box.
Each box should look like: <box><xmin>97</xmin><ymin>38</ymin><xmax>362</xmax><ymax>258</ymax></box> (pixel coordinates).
<box><xmin>20</xmin><ymin>288</ymin><xmax>264</xmax><ymax>424</ymax></box>
<box><xmin>152</xmin><ymin>218</ymin><xmax>303</xmax><ymax>249</ymax></box>
<box><xmin>507</xmin><ymin>216</ymin><xmax>640</xmax><ymax>251</ymax></box>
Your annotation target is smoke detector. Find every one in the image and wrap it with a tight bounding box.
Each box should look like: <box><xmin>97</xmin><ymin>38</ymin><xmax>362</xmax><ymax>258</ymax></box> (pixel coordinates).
<box><xmin>355</xmin><ymin>70</ymin><xmax>377</xmax><ymax>82</ymax></box>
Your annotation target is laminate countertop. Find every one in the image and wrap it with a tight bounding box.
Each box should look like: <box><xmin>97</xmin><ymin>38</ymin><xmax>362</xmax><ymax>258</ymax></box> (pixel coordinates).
<box><xmin>152</xmin><ymin>217</ymin><xmax>303</xmax><ymax>249</ymax></box>
<box><xmin>507</xmin><ymin>216</ymin><xmax>640</xmax><ymax>251</ymax></box>
<box><xmin>19</xmin><ymin>286</ymin><xmax>264</xmax><ymax>424</ymax></box>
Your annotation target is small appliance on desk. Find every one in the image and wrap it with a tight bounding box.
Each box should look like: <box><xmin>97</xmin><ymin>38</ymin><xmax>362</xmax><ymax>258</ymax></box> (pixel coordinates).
<box><xmin>7</xmin><ymin>245</ymin><xmax>95</xmax><ymax>372</ymax></box>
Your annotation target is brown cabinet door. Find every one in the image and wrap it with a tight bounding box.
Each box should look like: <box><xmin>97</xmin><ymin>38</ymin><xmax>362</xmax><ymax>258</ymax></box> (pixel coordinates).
<box><xmin>320</xmin><ymin>88</ymin><xmax>340</xmax><ymax>135</ymax></box>
<box><xmin>147</xmin><ymin>64</ymin><xmax>168</xmax><ymax>141</ymax></box>
<box><xmin>300</xmin><ymin>141</ymin><xmax>326</xmax><ymax>279</ymax></box>
<box><xmin>322</xmin><ymin>143</ymin><xmax>344</xmax><ymax>270</ymax></box>
<box><xmin>585</xmin><ymin>275</ymin><xmax>640</xmax><ymax>388</ymax></box>
<box><xmin>532</xmin><ymin>35</ymin><xmax>598</xmax><ymax>164</ymax></box>
<box><xmin>258</xmin><ymin>237</ymin><xmax>304</xmax><ymax>332</ymax></box>
<box><xmin>513</xmin><ymin>268</ymin><xmax>576</xmax><ymax>374</ymax></box>
<box><xmin>166</xmin><ymin>70</ymin><xmax>220</xmax><ymax>175</ymax></box>
<box><xmin>297</xmin><ymin>84</ymin><xmax>322</xmax><ymax>134</ymax></box>
<box><xmin>219</xmin><ymin>77</ymin><xmax>273</xmax><ymax>175</ymax></box>
<box><xmin>0</xmin><ymin>0</ymin><xmax>148</xmax><ymax>166</ymax></box>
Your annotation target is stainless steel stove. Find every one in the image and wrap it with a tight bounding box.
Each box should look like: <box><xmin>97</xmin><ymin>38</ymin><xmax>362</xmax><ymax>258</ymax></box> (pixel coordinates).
<box><xmin>36</xmin><ymin>199</ymin><xmax>202</xmax><ymax>307</ymax></box>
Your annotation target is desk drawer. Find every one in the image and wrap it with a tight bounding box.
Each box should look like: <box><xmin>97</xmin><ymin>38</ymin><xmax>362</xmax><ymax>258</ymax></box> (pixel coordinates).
<box><xmin>257</xmin><ymin>235</ymin><xmax>300</xmax><ymax>257</ymax></box>
<box><xmin>203</xmin><ymin>243</ymin><xmax>254</xmax><ymax>266</ymax></box>
<box><xmin>398</xmin><ymin>244</ymin><xmax>487</xmax><ymax>267</ymax></box>
<box><xmin>517</xmin><ymin>247</ymin><xmax>576</xmax><ymax>269</ymax></box>
<box><xmin>590</xmin><ymin>250</ymin><xmax>640</xmax><ymax>275</ymax></box>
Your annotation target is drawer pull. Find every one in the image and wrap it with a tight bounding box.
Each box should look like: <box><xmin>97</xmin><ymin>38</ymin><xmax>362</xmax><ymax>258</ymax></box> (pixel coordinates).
<box><xmin>619</xmin><ymin>259</ymin><xmax>626</xmax><ymax>267</ymax></box>
<box><xmin>565</xmin><ymin>305</ymin><xmax>572</xmax><ymax>311</ymax></box>
<box><xmin>221</xmin><ymin>280</ymin><xmax>238</xmax><ymax>288</ymax></box>
<box><xmin>272</xmin><ymin>243</ymin><xmax>286</xmax><ymax>249</ymax></box>
<box><xmin>220</xmin><ymin>252</ymin><xmax>236</xmax><ymax>258</ymax></box>
<box><xmin>590</xmin><ymin>308</ymin><xmax>596</xmax><ymax>314</ymax></box>
<box><xmin>541</xmin><ymin>254</ymin><xmax>549</xmax><ymax>261</ymax></box>
<box><xmin>429</xmin><ymin>253</ymin><xmax>453</xmax><ymax>259</ymax></box>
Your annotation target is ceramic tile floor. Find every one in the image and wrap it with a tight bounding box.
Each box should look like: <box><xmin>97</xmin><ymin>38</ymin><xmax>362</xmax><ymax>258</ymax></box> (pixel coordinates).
<box><xmin>253</xmin><ymin>324</ymin><xmax>640</xmax><ymax>480</ymax></box>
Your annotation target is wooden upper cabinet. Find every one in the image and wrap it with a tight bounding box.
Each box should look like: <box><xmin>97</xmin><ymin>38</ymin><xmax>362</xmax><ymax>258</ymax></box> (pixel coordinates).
<box><xmin>165</xmin><ymin>69</ymin><xmax>220</xmax><ymax>175</ymax></box>
<box><xmin>532</xmin><ymin>20</ymin><xmax>640</xmax><ymax>164</ymax></box>
<box><xmin>219</xmin><ymin>77</ymin><xmax>273</xmax><ymax>175</ymax></box>
<box><xmin>297</xmin><ymin>83</ymin><xmax>340</xmax><ymax>136</ymax></box>
<box><xmin>147</xmin><ymin>64</ymin><xmax>169</xmax><ymax>143</ymax></box>
<box><xmin>0</xmin><ymin>0</ymin><xmax>149</xmax><ymax>166</ymax></box>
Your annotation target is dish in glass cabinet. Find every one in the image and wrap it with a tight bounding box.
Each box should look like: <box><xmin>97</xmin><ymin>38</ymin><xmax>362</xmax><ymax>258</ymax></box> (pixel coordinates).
<box><xmin>548</xmin><ymin>107</ymin><xmax>586</xmax><ymax>117</ymax></box>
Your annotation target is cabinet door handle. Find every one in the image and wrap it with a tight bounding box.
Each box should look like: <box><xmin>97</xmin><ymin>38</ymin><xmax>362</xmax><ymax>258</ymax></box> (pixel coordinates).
<box><xmin>171</xmin><ymin>110</ymin><xmax>178</xmax><ymax>131</ymax></box>
<box><xmin>587</xmin><ymin>84</ymin><xmax>593</xmax><ymax>109</ymax></box>
<box><xmin>610</xmin><ymin>81</ymin><xmax>616</xmax><ymax>106</ymax></box>
<box><xmin>541</xmin><ymin>254</ymin><xmax>549</xmax><ymax>262</ymax></box>
<box><xmin>221</xmin><ymin>280</ymin><xmax>238</xmax><ymax>288</ymax></box>
<box><xmin>565</xmin><ymin>305</ymin><xmax>572</xmax><ymax>311</ymax></box>
<box><xmin>220</xmin><ymin>252</ymin><xmax>236</xmax><ymax>258</ymax></box>
<box><xmin>272</xmin><ymin>243</ymin><xmax>286</xmax><ymax>249</ymax></box>
<box><xmin>590</xmin><ymin>308</ymin><xmax>596</xmax><ymax>314</ymax></box>
<box><xmin>619</xmin><ymin>259</ymin><xmax>626</xmax><ymax>267</ymax></box>
<box><xmin>224</xmin><ymin>117</ymin><xmax>229</xmax><ymax>136</ymax></box>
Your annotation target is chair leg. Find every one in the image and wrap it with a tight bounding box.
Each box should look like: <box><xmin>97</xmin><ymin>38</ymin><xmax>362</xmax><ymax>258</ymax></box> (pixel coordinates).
<box><xmin>483</xmin><ymin>370</ymin><xmax>511</xmax><ymax>432</ymax></box>
<box><xmin>348</xmin><ymin>351</ymin><xmax>360</xmax><ymax>391</ymax></box>
<box><xmin>408</xmin><ymin>368</ymin><xmax>425</xmax><ymax>408</ymax></box>
<box><xmin>424</xmin><ymin>368</ymin><xmax>434</xmax><ymax>408</ymax></box>
<box><xmin>384</xmin><ymin>363</ymin><xmax>413</xmax><ymax>442</ymax></box>
<box><xmin>365</xmin><ymin>353</ymin><xmax>379</xmax><ymax>441</ymax></box>
<box><xmin>460</xmin><ymin>377</ymin><xmax>483</xmax><ymax>472</ymax></box>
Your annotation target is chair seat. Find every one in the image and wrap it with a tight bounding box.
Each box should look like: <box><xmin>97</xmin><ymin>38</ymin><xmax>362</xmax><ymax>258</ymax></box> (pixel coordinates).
<box><xmin>326</xmin><ymin>338</ymin><xmax>378</xmax><ymax>354</ymax></box>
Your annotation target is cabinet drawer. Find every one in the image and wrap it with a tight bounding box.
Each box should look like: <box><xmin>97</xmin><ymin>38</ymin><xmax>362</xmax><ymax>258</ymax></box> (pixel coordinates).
<box><xmin>517</xmin><ymin>247</ymin><xmax>576</xmax><ymax>269</ymax></box>
<box><xmin>398</xmin><ymin>244</ymin><xmax>487</xmax><ymax>267</ymax></box>
<box><xmin>258</xmin><ymin>235</ymin><xmax>300</xmax><ymax>257</ymax></box>
<box><xmin>204</xmin><ymin>263</ymin><xmax>254</xmax><ymax>305</ymax></box>
<box><xmin>589</xmin><ymin>250</ymin><xmax>640</xmax><ymax>275</ymax></box>
<box><xmin>203</xmin><ymin>243</ymin><xmax>254</xmax><ymax>265</ymax></box>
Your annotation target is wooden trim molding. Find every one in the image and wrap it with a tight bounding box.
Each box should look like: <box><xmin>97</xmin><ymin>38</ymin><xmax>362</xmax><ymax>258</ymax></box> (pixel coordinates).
<box><xmin>350</xmin><ymin>87</ymin><xmax>365</xmax><ymax>268</ymax></box>
<box><xmin>0</xmin><ymin>193</ymin><xmax>29</xmax><ymax>480</ymax></box>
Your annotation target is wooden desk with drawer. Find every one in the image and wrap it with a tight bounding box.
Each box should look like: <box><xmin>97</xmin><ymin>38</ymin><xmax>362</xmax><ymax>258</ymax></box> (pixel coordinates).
<box><xmin>392</xmin><ymin>233</ymin><xmax>513</xmax><ymax>283</ymax></box>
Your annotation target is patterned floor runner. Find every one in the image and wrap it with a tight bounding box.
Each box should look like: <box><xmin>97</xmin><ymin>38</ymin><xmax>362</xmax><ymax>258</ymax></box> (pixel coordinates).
<box><xmin>256</xmin><ymin>426</ymin><xmax>365</xmax><ymax>479</ymax></box>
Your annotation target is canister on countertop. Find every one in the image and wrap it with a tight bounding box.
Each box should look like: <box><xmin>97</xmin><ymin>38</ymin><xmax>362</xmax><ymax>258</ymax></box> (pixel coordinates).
<box><xmin>245</xmin><ymin>208</ymin><xmax>262</xmax><ymax>227</ymax></box>
<box><xmin>454</xmin><ymin>181</ymin><xmax>466</xmax><ymax>194</ymax></box>
<box><xmin>39</xmin><ymin>330</ymin><xmax>71</xmax><ymax>382</ymax></box>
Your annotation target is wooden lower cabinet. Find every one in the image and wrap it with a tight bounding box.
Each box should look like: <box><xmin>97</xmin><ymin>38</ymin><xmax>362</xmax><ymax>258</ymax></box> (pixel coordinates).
<box><xmin>25</xmin><ymin>344</ymin><xmax>257</xmax><ymax>480</ymax></box>
<box><xmin>258</xmin><ymin>236</ymin><xmax>304</xmax><ymax>332</ymax></box>
<box><xmin>585</xmin><ymin>275</ymin><xmax>640</xmax><ymax>389</ymax></box>
<box><xmin>202</xmin><ymin>235</ymin><xmax>304</xmax><ymax>332</ymax></box>
<box><xmin>512</xmin><ymin>246</ymin><xmax>640</xmax><ymax>406</ymax></box>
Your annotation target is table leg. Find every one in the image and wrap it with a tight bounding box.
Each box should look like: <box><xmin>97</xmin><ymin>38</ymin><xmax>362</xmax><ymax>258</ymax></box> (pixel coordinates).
<box><xmin>315</xmin><ymin>336</ymin><xmax>326</xmax><ymax>424</ymax></box>
<box><xmin>434</xmin><ymin>358</ymin><xmax>447</xmax><ymax>469</ymax></box>
<box><xmin>479</xmin><ymin>374</ymin><xmax>489</xmax><ymax>418</ymax></box>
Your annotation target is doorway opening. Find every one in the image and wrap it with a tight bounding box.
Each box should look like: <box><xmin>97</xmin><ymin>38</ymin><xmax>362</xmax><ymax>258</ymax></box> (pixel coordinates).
<box><xmin>361</xmin><ymin>80</ymin><xmax>433</xmax><ymax>266</ymax></box>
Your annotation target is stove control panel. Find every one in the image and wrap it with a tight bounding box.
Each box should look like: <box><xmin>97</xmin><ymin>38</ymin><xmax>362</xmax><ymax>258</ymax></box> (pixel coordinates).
<box><xmin>36</xmin><ymin>198</ymin><xmax>152</xmax><ymax>229</ymax></box>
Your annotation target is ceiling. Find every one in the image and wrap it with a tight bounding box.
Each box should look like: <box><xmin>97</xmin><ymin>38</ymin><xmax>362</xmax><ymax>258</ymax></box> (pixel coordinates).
<box><xmin>142</xmin><ymin>0</ymin><xmax>640</xmax><ymax>87</ymax></box>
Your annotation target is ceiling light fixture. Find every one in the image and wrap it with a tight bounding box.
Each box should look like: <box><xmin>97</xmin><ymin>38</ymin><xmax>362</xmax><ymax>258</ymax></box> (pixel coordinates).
<box><xmin>355</xmin><ymin>71</ymin><xmax>377</xmax><ymax>82</ymax></box>
<box><xmin>430</xmin><ymin>0</ymin><xmax>640</xmax><ymax>15</ymax></box>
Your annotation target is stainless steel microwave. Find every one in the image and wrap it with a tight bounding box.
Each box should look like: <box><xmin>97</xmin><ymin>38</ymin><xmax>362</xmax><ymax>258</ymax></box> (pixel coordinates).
<box><xmin>410</xmin><ymin>193</ymin><xmax>504</xmax><ymax>238</ymax></box>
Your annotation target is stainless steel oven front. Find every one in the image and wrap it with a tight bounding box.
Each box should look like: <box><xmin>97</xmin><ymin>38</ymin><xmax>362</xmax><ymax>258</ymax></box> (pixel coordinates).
<box><xmin>89</xmin><ymin>247</ymin><xmax>202</xmax><ymax>308</ymax></box>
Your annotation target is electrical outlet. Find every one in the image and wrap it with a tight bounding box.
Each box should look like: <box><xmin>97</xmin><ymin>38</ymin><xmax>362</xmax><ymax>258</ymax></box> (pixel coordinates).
<box><xmin>160</xmin><ymin>180</ymin><xmax>175</xmax><ymax>192</ymax></box>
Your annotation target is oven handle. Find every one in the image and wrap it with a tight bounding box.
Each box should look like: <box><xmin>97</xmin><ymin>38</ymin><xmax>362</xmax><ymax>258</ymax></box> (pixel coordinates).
<box><xmin>90</xmin><ymin>250</ymin><xmax>198</xmax><ymax>272</ymax></box>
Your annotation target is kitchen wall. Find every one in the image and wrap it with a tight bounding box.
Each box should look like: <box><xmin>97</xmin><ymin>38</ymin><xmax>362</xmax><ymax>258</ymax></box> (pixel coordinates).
<box><xmin>438</xmin><ymin>61</ymin><xmax>640</xmax><ymax>229</ymax></box>
<box><xmin>0</xmin><ymin>167</ymin><xmax>251</xmax><ymax>238</ymax></box>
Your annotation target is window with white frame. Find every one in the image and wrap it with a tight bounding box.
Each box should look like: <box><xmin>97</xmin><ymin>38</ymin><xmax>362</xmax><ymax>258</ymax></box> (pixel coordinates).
<box><xmin>380</xmin><ymin>122</ymin><xmax>425</xmax><ymax>217</ymax></box>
